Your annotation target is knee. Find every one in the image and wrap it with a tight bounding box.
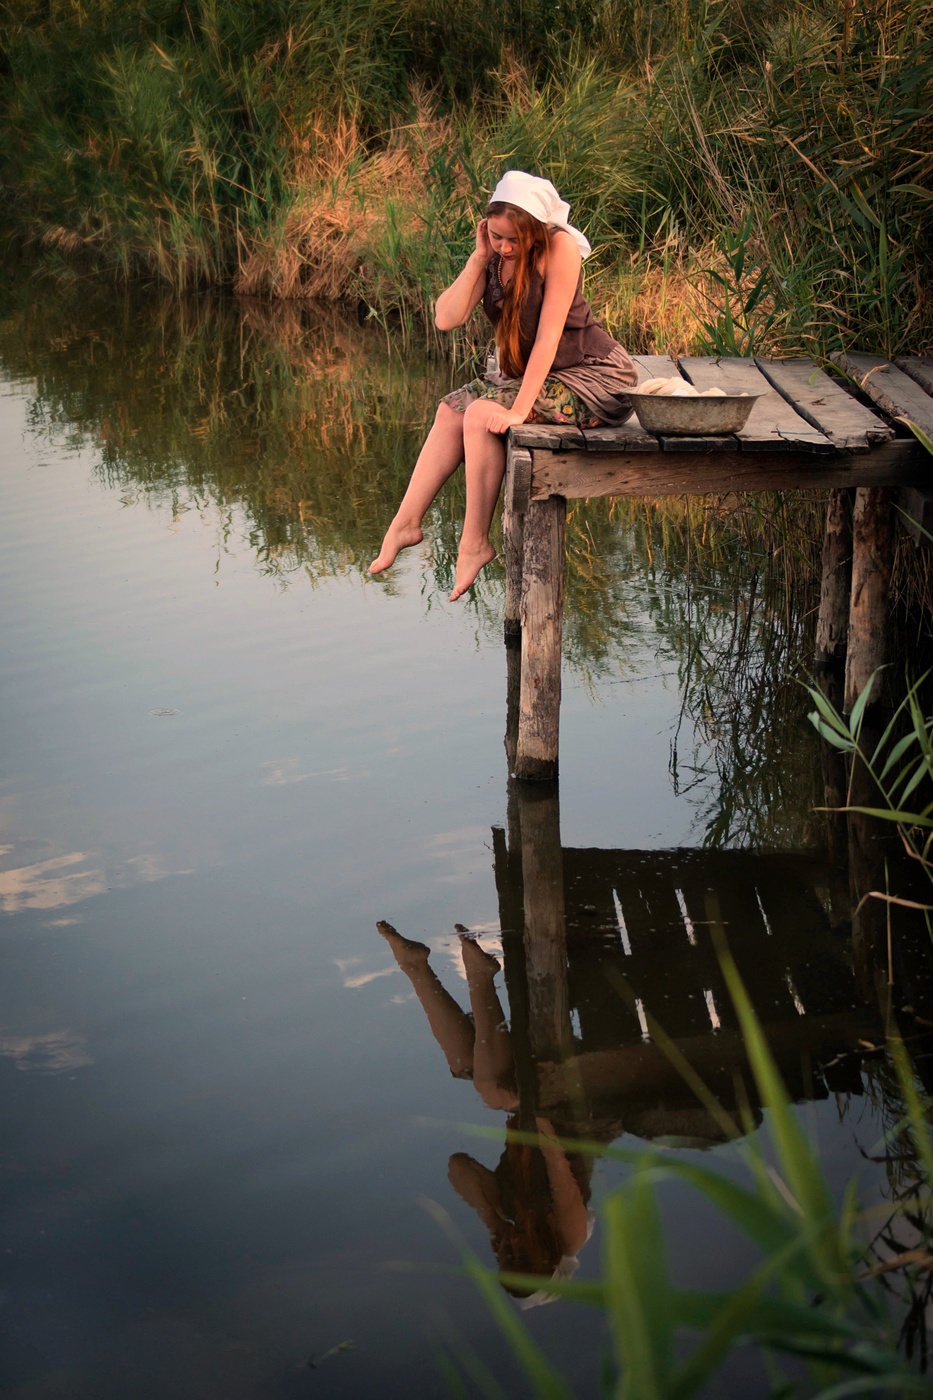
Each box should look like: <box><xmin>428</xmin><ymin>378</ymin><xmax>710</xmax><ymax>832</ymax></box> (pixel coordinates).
<box><xmin>435</xmin><ymin>400</ymin><xmax>462</xmax><ymax>429</ymax></box>
<box><xmin>463</xmin><ymin>398</ymin><xmax>496</xmax><ymax>433</ymax></box>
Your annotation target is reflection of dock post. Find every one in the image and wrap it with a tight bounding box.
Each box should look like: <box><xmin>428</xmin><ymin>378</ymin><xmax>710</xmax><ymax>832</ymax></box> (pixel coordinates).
<box><xmin>514</xmin><ymin>496</ymin><xmax>567</xmax><ymax>782</ymax></box>
<box><xmin>817</xmin><ymin>668</ymin><xmax>849</xmax><ymax>869</ymax></box>
<box><xmin>847</xmin><ymin>727</ymin><xmax>889</xmax><ymax>997</ymax></box>
<box><xmin>516</xmin><ymin>782</ymin><xmax>572</xmax><ymax>1063</ymax></box>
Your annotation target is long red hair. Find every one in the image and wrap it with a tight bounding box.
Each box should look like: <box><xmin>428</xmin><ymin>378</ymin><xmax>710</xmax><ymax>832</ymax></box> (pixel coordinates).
<box><xmin>486</xmin><ymin>201</ymin><xmax>549</xmax><ymax>379</ymax></box>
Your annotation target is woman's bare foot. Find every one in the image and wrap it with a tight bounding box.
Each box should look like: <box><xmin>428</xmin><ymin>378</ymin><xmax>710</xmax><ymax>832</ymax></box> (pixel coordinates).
<box><xmin>449</xmin><ymin>541</ymin><xmax>497</xmax><ymax>600</ymax></box>
<box><xmin>370</xmin><ymin>522</ymin><xmax>424</xmax><ymax>575</ymax></box>
<box><xmin>459</xmin><ymin>932</ymin><xmax>501</xmax><ymax>974</ymax></box>
<box><xmin>377</xmin><ymin>920</ymin><xmax>430</xmax><ymax>968</ymax></box>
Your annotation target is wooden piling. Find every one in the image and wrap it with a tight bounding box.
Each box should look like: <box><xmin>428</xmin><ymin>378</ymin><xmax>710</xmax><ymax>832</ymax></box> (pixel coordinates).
<box><xmin>514</xmin><ymin>496</ymin><xmax>566</xmax><ymax>782</ymax></box>
<box><xmin>503</xmin><ymin>443</ymin><xmax>532</xmax><ymax>641</ymax></box>
<box><xmin>844</xmin><ymin>487</ymin><xmax>894</xmax><ymax>713</ymax></box>
<box><xmin>815</xmin><ymin>488</ymin><xmax>853</xmax><ymax>666</ymax></box>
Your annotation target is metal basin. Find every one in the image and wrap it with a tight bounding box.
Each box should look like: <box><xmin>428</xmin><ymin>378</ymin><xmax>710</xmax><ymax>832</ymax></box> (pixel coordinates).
<box><xmin>628</xmin><ymin>389</ymin><xmax>766</xmax><ymax>435</ymax></box>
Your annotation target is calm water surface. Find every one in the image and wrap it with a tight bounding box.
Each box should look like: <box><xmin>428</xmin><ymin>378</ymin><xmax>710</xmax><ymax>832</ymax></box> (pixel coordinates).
<box><xmin>0</xmin><ymin>277</ymin><xmax>914</xmax><ymax>1397</ymax></box>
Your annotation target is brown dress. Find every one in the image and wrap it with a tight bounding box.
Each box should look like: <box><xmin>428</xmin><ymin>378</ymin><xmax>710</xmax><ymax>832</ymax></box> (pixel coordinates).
<box><xmin>481</xmin><ymin>256</ymin><xmax>638</xmax><ymax>425</ymax></box>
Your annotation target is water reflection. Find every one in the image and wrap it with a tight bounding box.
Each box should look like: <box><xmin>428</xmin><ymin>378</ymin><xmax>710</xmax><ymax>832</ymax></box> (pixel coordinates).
<box><xmin>0</xmin><ymin>272</ymin><xmax>831</xmax><ymax>847</ymax></box>
<box><xmin>378</xmin><ymin>779</ymin><xmax>888</xmax><ymax>1292</ymax></box>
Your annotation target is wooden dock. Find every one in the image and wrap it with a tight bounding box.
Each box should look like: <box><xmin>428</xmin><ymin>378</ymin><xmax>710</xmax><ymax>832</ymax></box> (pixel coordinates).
<box><xmin>503</xmin><ymin>353</ymin><xmax>933</xmax><ymax>780</ymax></box>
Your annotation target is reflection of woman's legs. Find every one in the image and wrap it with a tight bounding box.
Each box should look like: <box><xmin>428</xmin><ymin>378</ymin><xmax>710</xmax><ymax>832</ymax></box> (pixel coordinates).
<box><xmin>460</xmin><ymin>935</ymin><xmax>517</xmax><ymax>1111</ymax></box>
<box><xmin>450</xmin><ymin>400</ymin><xmax>507</xmax><ymax>601</ymax></box>
<box><xmin>377</xmin><ymin>922</ymin><xmax>474</xmax><ymax>1077</ymax></box>
<box><xmin>370</xmin><ymin>403</ymin><xmax>465</xmax><ymax>574</ymax></box>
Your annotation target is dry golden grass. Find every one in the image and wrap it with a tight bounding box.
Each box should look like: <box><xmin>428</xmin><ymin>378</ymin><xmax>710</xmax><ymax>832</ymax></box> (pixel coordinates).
<box><xmin>234</xmin><ymin>96</ymin><xmax>458</xmax><ymax>301</ymax></box>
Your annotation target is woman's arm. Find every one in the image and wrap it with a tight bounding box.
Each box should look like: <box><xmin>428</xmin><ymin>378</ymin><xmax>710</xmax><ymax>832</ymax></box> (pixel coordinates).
<box><xmin>434</xmin><ymin>221</ymin><xmax>493</xmax><ymax>330</ymax></box>
<box><xmin>485</xmin><ymin>231</ymin><xmax>582</xmax><ymax>431</ymax></box>
<box><xmin>535</xmin><ymin>1117</ymin><xmax>590</xmax><ymax>1256</ymax></box>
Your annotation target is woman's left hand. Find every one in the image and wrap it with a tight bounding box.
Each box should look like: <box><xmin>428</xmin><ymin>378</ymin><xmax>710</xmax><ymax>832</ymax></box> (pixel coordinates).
<box><xmin>485</xmin><ymin>406</ymin><xmax>528</xmax><ymax>435</ymax></box>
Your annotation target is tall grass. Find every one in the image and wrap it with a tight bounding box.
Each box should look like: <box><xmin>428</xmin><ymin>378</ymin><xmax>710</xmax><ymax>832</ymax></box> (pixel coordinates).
<box><xmin>1</xmin><ymin>0</ymin><xmax>930</xmax><ymax>356</ymax></box>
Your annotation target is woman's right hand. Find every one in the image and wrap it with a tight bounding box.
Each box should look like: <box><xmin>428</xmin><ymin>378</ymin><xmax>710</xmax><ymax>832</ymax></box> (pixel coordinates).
<box><xmin>474</xmin><ymin>219</ymin><xmax>493</xmax><ymax>263</ymax></box>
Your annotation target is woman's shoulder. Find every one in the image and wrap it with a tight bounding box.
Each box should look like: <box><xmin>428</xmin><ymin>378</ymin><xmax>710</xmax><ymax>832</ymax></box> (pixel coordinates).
<box><xmin>544</xmin><ymin>228</ymin><xmax>583</xmax><ymax>277</ymax></box>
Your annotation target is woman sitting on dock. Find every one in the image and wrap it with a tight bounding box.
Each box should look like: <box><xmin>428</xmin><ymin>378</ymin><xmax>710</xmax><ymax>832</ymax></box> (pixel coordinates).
<box><xmin>370</xmin><ymin>171</ymin><xmax>638</xmax><ymax>600</ymax></box>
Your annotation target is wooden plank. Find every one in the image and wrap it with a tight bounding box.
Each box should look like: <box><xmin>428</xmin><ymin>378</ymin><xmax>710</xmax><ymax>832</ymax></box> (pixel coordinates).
<box><xmin>509</xmin><ymin>422</ymin><xmax>588</xmax><ymax>450</ymax></box>
<box><xmin>832</xmin><ymin>352</ymin><xmax>933</xmax><ymax>439</ymax></box>
<box><xmin>679</xmin><ymin>355</ymin><xmax>833</xmax><ymax>453</ymax></box>
<box><xmin>844</xmin><ymin>487</ymin><xmax>894</xmax><ymax>712</ymax></box>
<box><xmin>899</xmin><ymin>485</ymin><xmax>933</xmax><ymax>547</ymax></box>
<box><xmin>894</xmin><ymin>355</ymin><xmax>933</xmax><ymax>397</ymax></box>
<box><xmin>511</xmin><ymin>419</ymin><xmax>659</xmax><ymax>453</ymax></box>
<box><xmin>660</xmin><ymin>434</ymin><xmax>737</xmax><ymax>453</ymax></box>
<box><xmin>528</xmin><ymin>437</ymin><xmax>925</xmax><ymax>500</ymax></box>
<box><xmin>755</xmin><ymin>357</ymin><xmax>893</xmax><ymax>450</ymax></box>
<box><xmin>515</xmin><ymin>498</ymin><xmax>566</xmax><ymax>782</ymax></box>
<box><xmin>815</xmin><ymin>488</ymin><xmax>853</xmax><ymax>664</ymax></box>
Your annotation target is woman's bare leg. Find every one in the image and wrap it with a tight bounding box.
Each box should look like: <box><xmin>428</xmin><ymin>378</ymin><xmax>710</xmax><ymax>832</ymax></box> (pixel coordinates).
<box><xmin>449</xmin><ymin>399</ymin><xmax>508</xmax><ymax>600</ymax></box>
<box><xmin>370</xmin><ymin>403</ymin><xmax>465</xmax><ymax>575</ymax></box>
<box><xmin>377</xmin><ymin>921</ymin><xmax>475</xmax><ymax>1077</ymax></box>
<box><xmin>460</xmin><ymin>935</ymin><xmax>517</xmax><ymax>1111</ymax></box>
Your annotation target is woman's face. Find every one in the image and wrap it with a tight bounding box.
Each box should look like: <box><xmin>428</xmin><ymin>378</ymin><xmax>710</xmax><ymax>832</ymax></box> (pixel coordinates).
<box><xmin>486</xmin><ymin>213</ymin><xmax>519</xmax><ymax>263</ymax></box>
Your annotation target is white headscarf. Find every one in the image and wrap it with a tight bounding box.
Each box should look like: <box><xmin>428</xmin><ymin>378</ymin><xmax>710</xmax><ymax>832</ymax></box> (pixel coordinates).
<box><xmin>488</xmin><ymin>171</ymin><xmax>592</xmax><ymax>259</ymax></box>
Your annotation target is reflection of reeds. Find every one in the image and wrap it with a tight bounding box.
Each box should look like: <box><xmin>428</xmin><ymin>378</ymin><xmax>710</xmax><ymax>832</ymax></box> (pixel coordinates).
<box><xmin>0</xmin><ymin>274</ymin><xmax>923</xmax><ymax>850</ymax></box>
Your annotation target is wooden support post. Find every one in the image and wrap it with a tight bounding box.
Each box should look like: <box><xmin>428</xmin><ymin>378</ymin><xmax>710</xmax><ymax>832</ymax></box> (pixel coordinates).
<box><xmin>815</xmin><ymin>488</ymin><xmax>853</xmax><ymax>666</ymax></box>
<box><xmin>844</xmin><ymin>487</ymin><xmax>894</xmax><ymax>713</ymax></box>
<box><xmin>503</xmin><ymin>441</ymin><xmax>532</xmax><ymax>640</ymax></box>
<box><xmin>514</xmin><ymin>496</ymin><xmax>566</xmax><ymax>782</ymax></box>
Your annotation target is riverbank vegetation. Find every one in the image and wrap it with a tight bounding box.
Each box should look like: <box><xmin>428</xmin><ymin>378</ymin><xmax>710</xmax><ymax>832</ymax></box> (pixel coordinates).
<box><xmin>1</xmin><ymin>0</ymin><xmax>931</xmax><ymax>358</ymax></box>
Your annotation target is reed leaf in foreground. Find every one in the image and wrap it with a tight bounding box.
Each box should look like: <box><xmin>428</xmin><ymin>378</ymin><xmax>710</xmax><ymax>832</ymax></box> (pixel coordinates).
<box><xmin>449</xmin><ymin>956</ymin><xmax>933</xmax><ymax>1397</ymax></box>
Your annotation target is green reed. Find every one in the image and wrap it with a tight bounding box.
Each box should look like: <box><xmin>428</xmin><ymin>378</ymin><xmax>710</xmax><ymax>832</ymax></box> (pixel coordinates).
<box><xmin>1</xmin><ymin>1</ymin><xmax>930</xmax><ymax>358</ymax></box>
<box><xmin>447</xmin><ymin>949</ymin><xmax>933</xmax><ymax>1398</ymax></box>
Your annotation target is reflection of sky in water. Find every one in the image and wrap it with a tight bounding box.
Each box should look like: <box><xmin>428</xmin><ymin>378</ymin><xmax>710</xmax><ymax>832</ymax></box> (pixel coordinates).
<box><xmin>0</xmin><ymin>305</ymin><xmax>900</xmax><ymax>1400</ymax></box>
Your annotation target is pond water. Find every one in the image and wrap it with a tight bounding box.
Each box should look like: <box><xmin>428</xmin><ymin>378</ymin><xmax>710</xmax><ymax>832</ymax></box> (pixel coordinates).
<box><xmin>0</xmin><ymin>273</ymin><xmax>924</xmax><ymax>1398</ymax></box>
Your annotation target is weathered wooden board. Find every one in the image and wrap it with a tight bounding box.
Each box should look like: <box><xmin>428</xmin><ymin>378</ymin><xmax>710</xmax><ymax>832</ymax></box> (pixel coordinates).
<box><xmin>633</xmin><ymin>353</ymin><xmax>681</xmax><ymax>383</ymax></box>
<box><xmin>528</xmin><ymin>437</ymin><xmax>925</xmax><ymax>500</ymax></box>
<box><xmin>660</xmin><ymin>434</ymin><xmax>737</xmax><ymax>453</ymax></box>
<box><xmin>755</xmin><ymin>357</ymin><xmax>893</xmax><ymax>450</ymax></box>
<box><xmin>895</xmin><ymin>356</ymin><xmax>933</xmax><ymax>398</ymax></box>
<box><xmin>679</xmin><ymin>356</ymin><xmax>833</xmax><ymax>453</ymax></box>
<box><xmin>510</xmin><ymin>419</ymin><xmax>659</xmax><ymax>453</ymax></box>
<box><xmin>832</xmin><ymin>352</ymin><xmax>933</xmax><ymax>440</ymax></box>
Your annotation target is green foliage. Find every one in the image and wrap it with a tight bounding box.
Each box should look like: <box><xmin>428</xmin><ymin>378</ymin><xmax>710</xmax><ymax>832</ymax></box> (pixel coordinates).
<box><xmin>806</xmin><ymin>672</ymin><xmax>933</xmax><ymax>927</ymax></box>
<box><xmin>0</xmin><ymin>0</ymin><xmax>930</xmax><ymax>357</ymax></box>
<box><xmin>449</xmin><ymin>946</ymin><xmax>933</xmax><ymax>1397</ymax></box>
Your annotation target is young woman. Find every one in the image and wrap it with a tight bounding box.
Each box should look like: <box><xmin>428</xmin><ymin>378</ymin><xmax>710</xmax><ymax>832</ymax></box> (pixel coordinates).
<box><xmin>370</xmin><ymin>171</ymin><xmax>638</xmax><ymax>600</ymax></box>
